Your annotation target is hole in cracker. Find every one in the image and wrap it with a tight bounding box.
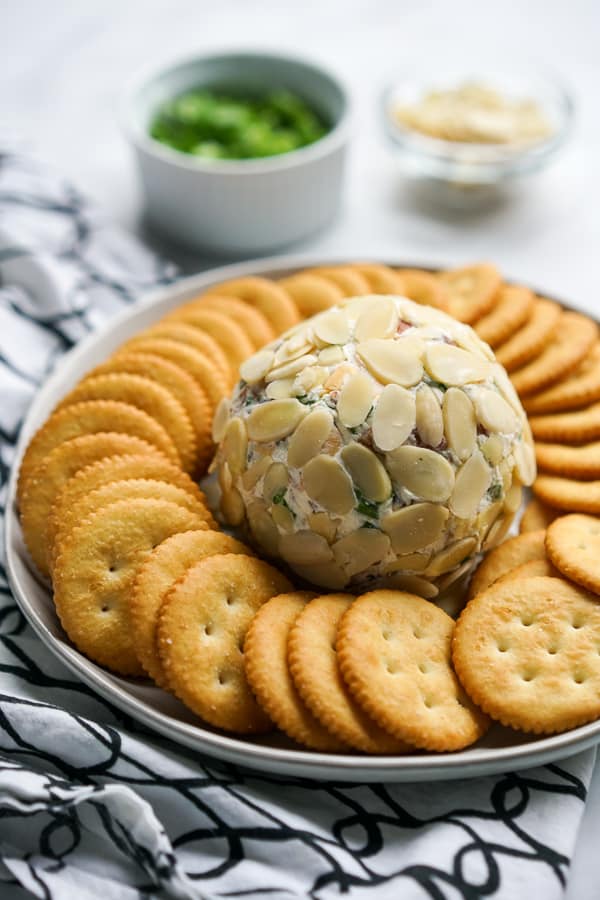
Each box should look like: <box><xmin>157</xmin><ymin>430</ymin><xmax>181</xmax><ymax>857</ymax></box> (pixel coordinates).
<box><xmin>418</xmin><ymin>662</ymin><xmax>429</xmax><ymax>674</ymax></box>
<box><xmin>573</xmin><ymin>673</ymin><xmax>587</xmax><ymax>684</ymax></box>
<box><xmin>520</xmin><ymin>615</ymin><xmax>534</xmax><ymax>627</ymax></box>
<box><xmin>572</xmin><ymin>618</ymin><xmax>585</xmax><ymax>630</ymax></box>
<box><xmin>497</xmin><ymin>641</ymin><xmax>509</xmax><ymax>653</ymax></box>
<box><xmin>547</xmin><ymin>645</ymin><xmax>559</xmax><ymax>655</ymax></box>
<box><xmin>382</xmin><ymin>630</ymin><xmax>391</xmax><ymax>641</ymax></box>
<box><xmin>204</xmin><ymin>623</ymin><xmax>213</xmax><ymax>636</ymax></box>
<box><xmin>521</xmin><ymin>671</ymin><xmax>536</xmax><ymax>682</ymax></box>
<box><xmin>412</xmin><ymin>628</ymin><xmax>423</xmax><ymax>639</ymax></box>
<box><xmin>423</xmin><ymin>696</ymin><xmax>434</xmax><ymax>709</ymax></box>
<box><xmin>101</xmin><ymin>604</ymin><xmax>110</xmax><ymax>613</ymax></box>
<box><xmin>218</xmin><ymin>671</ymin><xmax>228</xmax><ymax>685</ymax></box>
<box><xmin>386</xmin><ymin>661</ymin><xmax>398</xmax><ymax>674</ymax></box>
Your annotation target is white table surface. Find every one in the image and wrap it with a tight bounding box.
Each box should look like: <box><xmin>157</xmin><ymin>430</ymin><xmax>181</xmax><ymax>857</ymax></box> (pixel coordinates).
<box><xmin>2</xmin><ymin>0</ymin><xmax>600</xmax><ymax>896</ymax></box>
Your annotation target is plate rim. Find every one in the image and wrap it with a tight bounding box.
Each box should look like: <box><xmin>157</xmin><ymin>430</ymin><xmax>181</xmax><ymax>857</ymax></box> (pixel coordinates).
<box><xmin>6</xmin><ymin>252</ymin><xmax>599</xmax><ymax>782</ymax></box>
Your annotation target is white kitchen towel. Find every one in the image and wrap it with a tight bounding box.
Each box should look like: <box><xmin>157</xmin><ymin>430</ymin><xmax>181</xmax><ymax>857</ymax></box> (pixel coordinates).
<box><xmin>0</xmin><ymin>150</ymin><xmax>594</xmax><ymax>900</ymax></box>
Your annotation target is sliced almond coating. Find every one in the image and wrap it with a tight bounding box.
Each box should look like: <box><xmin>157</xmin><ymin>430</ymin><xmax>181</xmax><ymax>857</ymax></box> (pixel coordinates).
<box><xmin>271</xmin><ymin>504</ymin><xmax>295</xmax><ymax>532</ymax></box>
<box><xmin>356</xmin><ymin>337</ymin><xmax>424</xmax><ymax>386</ymax></box>
<box><xmin>266</xmin><ymin>353</ymin><xmax>318</xmax><ymax>383</ymax></box>
<box><xmin>307</xmin><ymin>512</ymin><xmax>338</xmax><ymax>543</ymax></box>
<box><xmin>318</xmin><ymin>346</ymin><xmax>345</xmax><ymax>367</ymax></box>
<box><xmin>425</xmin><ymin>344</ymin><xmax>491</xmax><ymax>385</ymax></box>
<box><xmin>302</xmin><ymin>455</ymin><xmax>355</xmax><ymax>515</ymax></box>
<box><xmin>240</xmin><ymin>349</ymin><xmax>275</xmax><ymax>385</ymax></box>
<box><xmin>443</xmin><ymin>388</ymin><xmax>477</xmax><ymax>461</ymax></box>
<box><xmin>218</xmin><ymin>460</ymin><xmax>232</xmax><ymax>493</ymax></box>
<box><xmin>386</xmin><ymin>573</ymin><xmax>439</xmax><ymax>599</ymax></box>
<box><xmin>292</xmin><ymin>366</ymin><xmax>327</xmax><ymax>395</ymax></box>
<box><xmin>290</xmin><ymin>560</ymin><xmax>348</xmax><ymax>590</ymax></box>
<box><xmin>263</xmin><ymin>462</ymin><xmax>288</xmax><ymax>502</ymax></box>
<box><xmin>246</xmin><ymin>399</ymin><xmax>306</xmax><ymax>443</ymax></box>
<box><xmin>221</xmin><ymin>417</ymin><xmax>248</xmax><ymax>474</ymax></box>
<box><xmin>341</xmin><ymin>443</ymin><xmax>392</xmax><ymax>502</ymax></box>
<box><xmin>273</xmin><ymin>336</ymin><xmax>313</xmax><ymax>367</ymax></box>
<box><xmin>380</xmin><ymin>502</ymin><xmax>448</xmax><ymax>554</ymax></box>
<box><xmin>383</xmin><ymin>551</ymin><xmax>431</xmax><ymax>573</ymax></box>
<box><xmin>513</xmin><ymin>439</ymin><xmax>537</xmax><ymax>486</ymax></box>
<box><xmin>476</xmin><ymin>500</ymin><xmax>503</xmax><ymax>539</ymax></box>
<box><xmin>354</xmin><ymin>297</ymin><xmax>398</xmax><ymax>341</ymax></box>
<box><xmin>324</xmin><ymin>362</ymin><xmax>357</xmax><ymax>392</ymax></box>
<box><xmin>504</xmin><ymin>483</ymin><xmax>523</xmax><ymax>514</ymax></box>
<box><xmin>425</xmin><ymin>537</ymin><xmax>477</xmax><ymax>577</ymax></box>
<box><xmin>333</xmin><ymin>529</ymin><xmax>391</xmax><ymax>577</ymax></box>
<box><xmin>450</xmin><ymin>450</ymin><xmax>491</xmax><ymax>518</ymax></box>
<box><xmin>221</xmin><ymin>486</ymin><xmax>245</xmax><ymax>525</ymax></box>
<box><xmin>337</xmin><ymin>372</ymin><xmax>375</xmax><ymax>428</ymax></box>
<box><xmin>265</xmin><ymin>378</ymin><xmax>294</xmax><ymax>400</ymax></box>
<box><xmin>472</xmin><ymin>387</ymin><xmax>519</xmax><ymax>433</ymax></box>
<box><xmin>212</xmin><ymin>398</ymin><xmax>230</xmax><ymax>443</ymax></box>
<box><xmin>279</xmin><ymin>531</ymin><xmax>333</xmax><ymax>566</ymax></box>
<box><xmin>313</xmin><ymin>309</ymin><xmax>350</xmax><ymax>345</ymax></box>
<box><xmin>247</xmin><ymin>499</ymin><xmax>280</xmax><ymax>556</ymax></box>
<box><xmin>415</xmin><ymin>384</ymin><xmax>443</xmax><ymax>448</ymax></box>
<box><xmin>386</xmin><ymin>446</ymin><xmax>455</xmax><ymax>502</ymax></box>
<box><xmin>241</xmin><ymin>455</ymin><xmax>271</xmax><ymax>491</ymax></box>
<box><xmin>481</xmin><ymin>434</ymin><xmax>504</xmax><ymax>466</ymax></box>
<box><xmin>287</xmin><ymin>407</ymin><xmax>333</xmax><ymax>468</ymax></box>
<box><xmin>373</xmin><ymin>384</ymin><xmax>416</xmax><ymax>451</ymax></box>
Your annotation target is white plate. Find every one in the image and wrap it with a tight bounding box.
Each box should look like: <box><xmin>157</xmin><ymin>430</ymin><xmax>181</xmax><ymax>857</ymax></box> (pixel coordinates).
<box><xmin>6</xmin><ymin>254</ymin><xmax>599</xmax><ymax>782</ymax></box>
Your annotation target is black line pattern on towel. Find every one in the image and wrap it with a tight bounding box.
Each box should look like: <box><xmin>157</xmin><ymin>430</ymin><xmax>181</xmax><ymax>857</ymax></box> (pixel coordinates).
<box><xmin>0</xmin><ymin>151</ymin><xmax>592</xmax><ymax>900</ymax></box>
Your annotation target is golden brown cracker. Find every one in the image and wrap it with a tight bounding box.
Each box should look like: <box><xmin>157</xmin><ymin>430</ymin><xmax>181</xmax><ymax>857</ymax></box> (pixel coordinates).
<box><xmin>19</xmin><ymin>434</ymin><xmax>161</xmax><ymax>577</ymax></box>
<box><xmin>243</xmin><ymin>592</ymin><xmax>347</xmax><ymax>750</ymax></box>
<box><xmin>203</xmin><ymin>276</ymin><xmax>300</xmax><ymax>334</ymax></box>
<box><xmin>509</xmin><ymin>312</ymin><xmax>598</xmax><ymax>397</ymax></box>
<box><xmin>495</xmin><ymin>298</ymin><xmax>561</xmax><ymax>372</ymax></box>
<box><xmin>438</xmin><ymin>263</ymin><xmax>501</xmax><ymax>324</ymax></box>
<box><xmin>546</xmin><ymin>514</ymin><xmax>600</xmax><ymax>596</ymax></box>
<box><xmin>535</xmin><ymin>441</ymin><xmax>600</xmax><ymax>479</ymax></box>
<box><xmin>349</xmin><ymin>263</ymin><xmax>405</xmax><ymax>294</ymax></box>
<box><xmin>91</xmin><ymin>352</ymin><xmax>213</xmax><ymax>475</ymax></box>
<box><xmin>18</xmin><ymin>400</ymin><xmax>178</xmax><ymax>506</ymax></box>
<box><xmin>529</xmin><ymin>402</ymin><xmax>600</xmax><ymax>444</ymax></box>
<box><xmin>519</xmin><ymin>499</ymin><xmax>559</xmax><ymax>534</ymax></box>
<box><xmin>474</xmin><ymin>285</ymin><xmax>535</xmax><ymax>348</ymax></box>
<box><xmin>468</xmin><ymin>531</ymin><xmax>547</xmax><ymax>600</ymax></box>
<box><xmin>56</xmin><ymin>373</ymin><xmax>196</xmax><ymax>473</ymax></box>
<box><xmin>396</xmin><ymin>268</ymin><xmax>450</xmax><ymax>311</ymax></box>
<box><xmin>157</xmin><ymin>554</ymin><xmax>291</xmax><ymax>732</ymax></box>
<box><xmin>175</xmin><ymin>295</ymin><xmax>275</xmax><ymax>350</ymax></box>
<box><xmin>119</xmin><ymin>338</ymin><xmax>228</xmax><ymax>411</ymax></box>
<box><xmin>53</xmin><ymin>498</ymin><xmax>206</xmax><ymax>675</ymax></box>
<box><xmin>278</xmin><ymin>273</ymin><xmax>344</xmax><ymax>317</ymax></box>
<box><xmin>124</xmin><ymin>322</ymin><xmax>231</xmax><ymax>383</ymax></box>
<box><xmin>337</xmin><ymin>590</ymin><xmax>489</xmax><ymax>751</ymax></box>
<box><xmin>494</xmin><ymin>558</ymin><xmax>560</xmax><ymax>584</ymax></box>
<box><xmin>156</xmin><ymin>308</ymin><xmax>253</xmax><ymax>378</ymax></box>
<box><xmin>534</xmin><ymin>475</ymin><xmax>600</xmax><ymax>514</ymax></box>
<box><xmin>131</xmin><ymin>530</ymin><xmax>253</xmax><ymax>685</ymax></box>
<box><xmin>523</xmin><ymin>344</ymin><xmax>600</xmax><ymax>415</ymax></box>
<box><xmin>288</xmin><ymin>594</ymin><xmax>410</xmax><ymax>753</ymax></box>
<box><xmin>307</xmin><ymin>266</ymin><xmax>371</xmax><ymax>296</ymax></box>
<box><xmin>453</xmin><ymin>576</ymin><xmax>600</xmax><ymax>734</ymax></box>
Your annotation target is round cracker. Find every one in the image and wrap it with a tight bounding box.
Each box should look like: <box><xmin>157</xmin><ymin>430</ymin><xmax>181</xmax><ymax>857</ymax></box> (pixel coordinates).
<box><xmin>546</xmin><ymin>514</ymin><xmax>600</xmax><ymax>596</ymax></box>
<box><xmin>124</xmin><ymin>322</ymin><xmax>231</xmax><ymax>383</ymax></box>
<box><xmin>174</xmin><ymin>295</ymin><xmax>275</xmax><ymax>350</ymax></box>
<box><xmin>509</xmin><ymin>312</ymin><xmax>598</xmax><ymax>397</ymax></box>
<box><xmin>51</xmin><ymin>479</ymin><xmax>211</xmax><ymax>575</ymax></box>
<box><xmin>396</xmin><ymin>268</ymin><xmax>450</xmax><ymax>311</ymax></box>
<box><xmin>120</xmin><ymin>338</ymin><xmax>227</xmax><ymax>411</ymax></box>
<box><xmin>288</xmin><ymin>594</ymin><xmax>410</xmax><ymax>753</ymax></box>
<box><xmin>19</xmin><ymin>433</ymin><xmax>162</xmax><ymax>577</ymax></box>
<box><xmin>495</xmin><ymin>298</ymin><xmax>561</xmax><ymax>372</ymax></box>
<box><xmin>278</xmin><ymin>273</ymin><xmax>344</xmax><ymax>317</ymax></box>
<box><xmin>157</xmin><ymin>554</ymin><xmax>291</xmax><ymax>733</ymax></box>
<box><xmin>90</xmin><ymin>352</ymin><xmax>213</xmax><ymax>474</ymax></box>
<box><xmin>243</xmin><ymin>592</ymin><xmax>347</xmax><ymax>751</ymax></box>
<box><xmin>474</xmin><ymin>285</ymin><xmax>535</xmax><ymax>348</ymax></box>
<box><xmin>519</xmin><ymin>499</ymin><xmax>559</xmax><ymax>534</ymax></box>
<box><xmin>468</xmin><ymin>531</ymin><xmax>547</xmax><ymax>600</ymax></box>
<box><xmin>349</xmin><ymin>263</ymin><xmax>405</xmax><ymax>294</ymax></box>
<box><xmin>56</xmin><ymin>373</ymin><xmax>196</xmax><ymax>473</ymax></box>
<box><xmin>307</xmin><ymin>266</ymin><xmax>371</xmax><ymax>296</ymax></box>
<box><xmin>166</xmin><ymin>308</ymin><xmax>254</xmax><ymax>377</ymax></box>
<box><xmin>535</xmin><ymin>441</ymin><xmax>600</xmax><ymax>479</ymax></box>
<box><xmin>438</xmin><ymin>263</ymin><xmax>501</xmax><ymax>324</ymax></box>
<box><xmin>523</xmin><ymin>343</ymin><xmax>600</xmax><ymax>415</ymax></box>
<box><xmin>529</xmin><ymin>402</ymin><xmax>600</xmax><ymax>445</ymax></box>
<box><xmin>203</xmin><ymin>276</ymin><xmax>300</xmax><ymax>334</ymax></box>
<box><xmin>53</xmin><ymin>498</ymin><xmax>206</xmax><ymax>675</ymax></box>
<box><xmin>534</xmin><ymin>475</ymin><xmax>600</xmax><ymax>514</ymax></box>
<box><xmin>453</xmin><ymin>576</ymin><xmax>600</xmax><ymax>734</ymax></box>
<box><xmin>494</xmin><ymin>558</ymin><xmax>560</xmax><ymax>585</ymax></box>
<box><xmin>337</xmin><ymin>590</ymin><xmax>489</xmax><ymax>751</ymax></box>
<box><xmin>18</xmin><ymin>400</ymin><xmax>179</xmax><ymax>505</ymax></box>
<box><xmin>130</xmin><ymin>530</ymin><xmax>254</xmax><ymax>685</ymax></box>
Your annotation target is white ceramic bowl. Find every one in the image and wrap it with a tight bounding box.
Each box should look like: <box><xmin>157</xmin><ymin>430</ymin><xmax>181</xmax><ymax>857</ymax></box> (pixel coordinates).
<box><xmin>122</xmin><ymin>51</ymin><xmax>351</xmax><ymax>255</ymax></box>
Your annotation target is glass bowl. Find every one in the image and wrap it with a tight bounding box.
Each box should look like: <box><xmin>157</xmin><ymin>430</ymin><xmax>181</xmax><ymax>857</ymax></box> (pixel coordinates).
<box><xmin>382</xmin><ymin>62</ymin><xmax>574</xmax><ymax>190</ymax></box>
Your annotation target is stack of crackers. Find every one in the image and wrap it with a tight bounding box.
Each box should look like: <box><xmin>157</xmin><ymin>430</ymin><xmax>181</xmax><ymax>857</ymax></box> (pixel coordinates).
<box><xmin>15</xmin><ymin>260</ymin><xmax>600</xmax><ymax>752</ymax></box>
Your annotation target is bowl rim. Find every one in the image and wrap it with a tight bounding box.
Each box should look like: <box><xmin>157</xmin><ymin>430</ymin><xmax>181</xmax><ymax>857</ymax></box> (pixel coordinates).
<box><xmin>120</xmin><ymin>47</ymin><xmax>353</xmax><ymax>176</ymax></box>
<box><xmin>380</xmin><ymin>63</ymin><xmax>575</xmax><ymax>165</ymax></box>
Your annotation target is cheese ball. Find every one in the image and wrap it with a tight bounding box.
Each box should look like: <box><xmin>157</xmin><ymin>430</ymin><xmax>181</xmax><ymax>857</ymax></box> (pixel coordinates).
<box><xmin>212</xmin><ymin>295</ymin><xmax>535</xmax><ymax>595</ymax></box>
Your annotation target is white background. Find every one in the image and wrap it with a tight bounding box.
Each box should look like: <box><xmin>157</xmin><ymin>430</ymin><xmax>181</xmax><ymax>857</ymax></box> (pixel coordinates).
<box><xmin>2</xmin><ymin>1</ymin><xmax>600</xmax><ymax>896</ymax></box>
